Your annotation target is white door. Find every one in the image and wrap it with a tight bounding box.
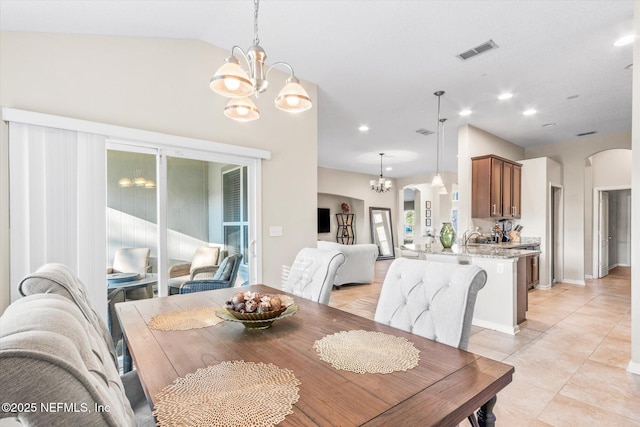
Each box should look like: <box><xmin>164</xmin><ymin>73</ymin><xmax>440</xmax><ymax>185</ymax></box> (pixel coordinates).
<box><xmin>598</xmin><ymin>191</ymin><xmax>609</xmax><ymax>278</ymax></box>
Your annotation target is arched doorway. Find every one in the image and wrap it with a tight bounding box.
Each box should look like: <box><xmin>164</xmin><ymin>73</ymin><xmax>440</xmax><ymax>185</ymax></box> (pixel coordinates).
<box><xmin>586</xmin><ymin>149</ymin><xmax>632</xmax><ymax>278</ymax></box>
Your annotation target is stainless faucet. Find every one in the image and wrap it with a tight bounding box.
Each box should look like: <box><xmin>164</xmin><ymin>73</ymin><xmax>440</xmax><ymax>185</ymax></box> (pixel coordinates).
<box><xmin>462</xmin><ymin>229</ymin><xmax>481</xmax><ymax>247</ymax></box>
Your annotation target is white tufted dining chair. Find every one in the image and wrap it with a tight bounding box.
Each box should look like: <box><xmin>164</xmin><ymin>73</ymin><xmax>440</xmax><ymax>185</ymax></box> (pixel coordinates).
<box><xmin>282</xmin><ymin>248</ymin><xmax>346</xmax><ymax>305</ymax></box>
<box><xmin>374</xmin><ymin>258</ymin><xmax>487</xmax><ymax>351</ymax></box>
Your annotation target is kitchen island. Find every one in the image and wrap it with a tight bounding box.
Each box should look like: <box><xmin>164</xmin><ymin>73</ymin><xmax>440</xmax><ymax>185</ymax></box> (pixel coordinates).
<box><xmin>405</xmin><ymin>242</ymin><xmax>541</xmax><ymax>335</ymax></box>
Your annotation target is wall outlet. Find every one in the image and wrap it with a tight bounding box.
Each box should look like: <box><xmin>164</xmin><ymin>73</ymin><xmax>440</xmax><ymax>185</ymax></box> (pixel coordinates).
<box><xmin>269</xmin><ymin>226</ymin><xmax>283</xmax><ymax>237</ymax></box>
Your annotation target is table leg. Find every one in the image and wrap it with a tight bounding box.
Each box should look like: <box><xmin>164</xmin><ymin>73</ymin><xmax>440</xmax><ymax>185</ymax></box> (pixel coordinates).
<box><xmin>477</xmin><ymin>395</ymin><xmax>497</xmax><ymax>427</ymax></box>
<box><xmin>122</xmin><ymin>334</ymin><xmax>132</xmax><ymax>373</ymax></box>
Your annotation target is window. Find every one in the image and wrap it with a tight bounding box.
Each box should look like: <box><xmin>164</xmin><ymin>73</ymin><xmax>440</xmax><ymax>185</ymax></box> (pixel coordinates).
<box><xmin>223</xmin><ymin>167</ymin><xmax>249</xmax><ymax>283</ymax></box>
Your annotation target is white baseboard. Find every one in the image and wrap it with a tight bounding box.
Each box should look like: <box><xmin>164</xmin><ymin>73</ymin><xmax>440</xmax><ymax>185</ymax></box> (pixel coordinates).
<box><xmin>535</xmin><ymin>283</ymin><xmax>552</xmax><ymax>290</ymax></box>
<box><xmin>627</xmin><ymin>360</ymin><xmax>640</xmax><ymax>376</ymax></box>
<box><xmin>617</xmin><ymin>263</ymin><xmax>631</xmax><ymax>267</ymax></box>
<box><xmin>585</xmin><ymin>274</ymin><xmax>593</xmax><ymax>279</ymax></box>
<box><xmin>472</xmin><ymin>318</ymin><xmax>519</xmax><ymax>335</ymax></box>
<box><xmin>563</xmin><ymin>279</ymin><xmax>586</xmax><ymax>286</ymax></box>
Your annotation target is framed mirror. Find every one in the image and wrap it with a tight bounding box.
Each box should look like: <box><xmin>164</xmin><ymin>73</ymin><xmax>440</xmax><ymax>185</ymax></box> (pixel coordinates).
<box><xmin>369</xmin><ymin>207</ymin><xmax>395</xmax><ymax>259</ymax></box>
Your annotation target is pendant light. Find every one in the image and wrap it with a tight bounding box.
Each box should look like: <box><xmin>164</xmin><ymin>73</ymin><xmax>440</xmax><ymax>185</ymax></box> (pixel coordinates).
<box><xmin>210</xmin><ymin>0</ymin><xmax>312</xmax><ymax>121</ymax></box>
<box><xmin>370</xmin><ymin>153</ymin><xmax>392</xmax><ymax>193</ymax></box>
<box><xmin>431</xmin><ymin>91</ymin><xmax>445</xmax><ymax>187</ymax></box>
<box><xmin>439</xmin><ymin>118</ymin><xmax>448</xmax><ymax>195</ymax></box>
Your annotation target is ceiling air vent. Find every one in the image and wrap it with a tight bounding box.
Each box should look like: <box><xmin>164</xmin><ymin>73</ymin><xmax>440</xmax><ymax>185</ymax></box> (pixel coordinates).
<box><xmin>457</xmin><ymin>40</ymin><xmax>499</xmax><ymax>61</ymax></box>
<box><xmin>415</xmin><ymin>128</ymin><xmax>434</xmax><ymax>136</ymax></box>
<box><xmin>576</xmin><ymin>131</ymin><xmax>597</xmax><ymax>137</ymax></box>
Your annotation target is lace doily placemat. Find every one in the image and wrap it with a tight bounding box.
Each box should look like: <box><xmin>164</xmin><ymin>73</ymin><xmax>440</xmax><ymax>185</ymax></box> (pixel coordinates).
<box><xmin>148</xmin><ymin>307</ymin><xmax>223</xmax><ymax>331</ymax></box>
<box><xmin>313</xmin><ymin>330</ymin><xmax>420</xmax><ymax>374</ymax></box>
<box><xmin>153</xmin><ymin>361</ymin><xmax>301</xmax><ymax>427</ymax></box>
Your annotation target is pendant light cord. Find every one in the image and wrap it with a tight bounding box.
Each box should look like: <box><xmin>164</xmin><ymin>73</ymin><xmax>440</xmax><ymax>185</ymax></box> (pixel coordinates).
<box><xmin>435</xmin><ymin>93</ymin><xmax>441</xmax><ymax>175</ymax></box>
<box><xmin>253</xmin><ymin>0</ymin><xmax>260</xmax><ymax>46</ymax></box>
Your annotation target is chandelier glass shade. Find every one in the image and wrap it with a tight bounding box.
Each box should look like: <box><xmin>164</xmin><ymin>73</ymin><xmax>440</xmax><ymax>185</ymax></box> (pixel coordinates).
<box><xmin>370</xmin><ymin>153</ymin><xmax>392</xmax><ymax>193</ymax></box>
<box><xmin>210</xmin><ymin>0</ymin><xmax>312</xmax><ymax>121</ymax></box>
<box><xmin>431</xmin><ymin>91</ymin><xmax>445</xmax><ymax>188</ymax></box>
<box><xmin>224</xmin><ymin>97</ymin><xmax>261</xmax><ymax>122</ymax></box>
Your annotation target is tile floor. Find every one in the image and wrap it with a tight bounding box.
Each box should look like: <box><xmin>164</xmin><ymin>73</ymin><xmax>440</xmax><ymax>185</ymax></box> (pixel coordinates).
<box><xmin>329</xmin><ymin>262</ymin><xmax>639</xmax><ymax>426</ymax></box>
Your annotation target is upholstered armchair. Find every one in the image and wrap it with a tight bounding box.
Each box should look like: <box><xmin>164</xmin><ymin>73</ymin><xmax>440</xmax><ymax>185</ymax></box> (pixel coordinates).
<box><xmin>374</xmin><ymin>258</ymin><xmax>487</xmax><ymax>350</ymax></box>
<box><xmin>169</xmin><ymin>254</ymin><xmax>242</xmax><ymax>295</ymax></box>
<box><xmin>107</xmin><ymin>248</ymin><xmax>151</xmax><ymax>275</ymax></box>
<box><xmin>281</xmin><ymin>248</ymin><xmax>345</xmax><ymax>305</ymax></box>
<box><xmin>14</xmin><ymin>263</ymin><xmax>154</xmax><ymax>426</ymax></box>
<box><xmin>107</xmin><ymin>248</ymin><xmax>152</xmax><ymax>300</ymax></box>
<box><xmin>374</xmin><ymin>258</ymin><xmax>487</xmax><ymax>427</ymax></box>
<box><xmin>168</xmin><ymin>246</ymin><xmax>226</xmax><ymax>285</ymax></box>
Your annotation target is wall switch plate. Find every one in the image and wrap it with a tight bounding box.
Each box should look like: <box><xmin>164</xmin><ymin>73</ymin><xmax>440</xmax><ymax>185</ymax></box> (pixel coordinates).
<box><xmin>269</xmin><ymin>226</ymin><xmax>283</xmax><ymax>237</ymax></box>
<box><xmin>496</xmin><ymin>263</ymin><xmax>504</xmax><ymax>274</ymax></box>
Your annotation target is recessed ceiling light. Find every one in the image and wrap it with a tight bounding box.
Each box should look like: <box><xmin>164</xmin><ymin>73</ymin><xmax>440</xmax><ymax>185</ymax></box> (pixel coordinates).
<box><xmin>498</xmin><ymin>93</ymin><xmax>513</xmax><ymax>100</ymax></box>
<box><xmin>459</xmin><ymin>109</ymin><xmax>472</xmax><ymax>116</ymax></box>
<box><xmin>358</xmin><ymin>125</ymin><xmax>369</xmax><ymax>132</ymax></box>
<box><xmin>613</xmin><ymin>34</ymin><xmax>635</xmax><ymax>47</ymax></box>
<box><xmin>542</xmin><ymin>123</ymin><xmax>556</xmax><ymax>128</ymax></box>
<box><xmin>385</xmin><ymin>167</ymin><xmax>392</xmax><ymax>171</ymax></box>
<box><xmin>523</xmin><ymin>109</ymin><xmax>537</xmax><ymax>116</ymax></box>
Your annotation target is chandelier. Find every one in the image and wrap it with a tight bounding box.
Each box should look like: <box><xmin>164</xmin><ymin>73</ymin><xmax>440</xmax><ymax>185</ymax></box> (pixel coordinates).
<box><xmin>370</xmin><ymin>153</ymin><xmax>392</xmax><ymax>193</ymax></box>
<box><xmin>118</xmin><ymin>169</ymin><xmax>155</xmax><ymax>189</ymax></box>
<box><xmin>209</xmin><ymin>0</ymin><xmax>312</xmax><ymax>122</ymax></box>
<box><xmin>431</xmin><ymin>91</ymin><xmax>445</xmax><ymax>188</ymax></box>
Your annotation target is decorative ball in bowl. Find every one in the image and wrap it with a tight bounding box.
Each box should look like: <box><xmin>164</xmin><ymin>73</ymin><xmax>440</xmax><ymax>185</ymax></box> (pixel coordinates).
<box><xmin>224</xmin><ymin>292</ymin><xmax>292</xmax><ymax>325</ymax></box>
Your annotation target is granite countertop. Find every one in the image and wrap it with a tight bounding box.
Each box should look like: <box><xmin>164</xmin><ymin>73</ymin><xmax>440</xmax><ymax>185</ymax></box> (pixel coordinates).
<box><xmin>423</xmin><ymin>245</ymin><xmax>540</xmax><ymax>259</ymax></box>
<box><xmin>403</xmin><ymin>241</ymin><xmax>540</xmax><ymax>259</ymax></box>
<box><xmin>465</xmin><ymin>241</ymin><xmax>540</xmax><ymax>250</ymax></box>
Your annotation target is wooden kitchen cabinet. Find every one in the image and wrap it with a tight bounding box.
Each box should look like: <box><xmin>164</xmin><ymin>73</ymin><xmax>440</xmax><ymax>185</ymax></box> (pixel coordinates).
<box><xmin>526</xmin><ymin>253</ymin><xmax>539</xmax><ymax>289</ymax></box>
<box><xmin>472</xmin><ymin>154</ymin><xmax>522</xmax><ymax>219</ymax></box>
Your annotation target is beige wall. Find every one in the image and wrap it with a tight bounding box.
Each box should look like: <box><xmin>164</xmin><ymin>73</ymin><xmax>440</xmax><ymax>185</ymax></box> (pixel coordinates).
<box><xmin>525</xmin><ymin>131</ymin><xmax>631</xmax><ymax>284</ymax></box>
<box><xmin>0</xmin><ymin>31</ymin><xmax>318</xmax><ymax>298</ymax></box>
<box><xmin>317</xmin><ymin>167</ymin><xmax>397</xmax><ymax>250</ymax></box>
<box><xmin>520</xmin><ymin>157</ymin><xmax>563</xmax><ymax>288</ymax></box>
<box><xmin>629</xmin><ymin>0</ymin><xmax>640</xmax><ymax>375</ymax></box>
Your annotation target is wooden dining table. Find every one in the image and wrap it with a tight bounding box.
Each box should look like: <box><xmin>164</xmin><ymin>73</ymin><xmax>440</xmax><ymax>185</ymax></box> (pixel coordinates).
<box><xmin>116</xmin><ymin>284</ymin><xmax>513</xmax><ymax>427</ymax></box>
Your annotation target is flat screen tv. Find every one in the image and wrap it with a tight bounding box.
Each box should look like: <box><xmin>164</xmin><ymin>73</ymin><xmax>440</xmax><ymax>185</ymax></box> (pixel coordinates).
<box><xmin>317</xmin><ymin>208</ymin><xmax>331</xmax><ymax>233</ymax></box>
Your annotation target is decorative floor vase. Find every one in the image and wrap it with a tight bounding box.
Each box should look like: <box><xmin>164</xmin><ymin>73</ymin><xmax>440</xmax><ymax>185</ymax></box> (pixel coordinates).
<box><xmin>440</xmin><ymin>222</ymin><xmax>456</xmax><ymax>248</ymax></box>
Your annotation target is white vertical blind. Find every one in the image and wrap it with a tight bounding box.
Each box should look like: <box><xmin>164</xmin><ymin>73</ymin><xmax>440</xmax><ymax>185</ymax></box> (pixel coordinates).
<box><xmin>9</xmin><ymin>123</ymin><xmax>107</xmax><ymax>320</ymax></box>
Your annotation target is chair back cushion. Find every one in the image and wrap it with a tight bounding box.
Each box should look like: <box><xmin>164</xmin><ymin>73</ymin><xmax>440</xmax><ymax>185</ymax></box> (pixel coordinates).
<box><xmin>190</xmin><ymin>246</ymin><xmax>220</xmax><ymax>273</ymax></box>
<box><xmin>374</xmin><ymin>258</ymin><xmax>487</xmax><ymax>350</ymax></box>
<box><xmin>19</xmin><ymin>263</ymin><xmax>118</xmax><ymax>366</ymax></box>
<box><xmin>212</xmin><ymin>254</ymin><xmax>241</xmax><ymax>281</ymax></box>
<box><xmin>283</xmin><ymin>248</ymin><xmax>345</xmax><ymax>305</ymax></box>
<box><xmin>0</xmin><ymin>294</ymin><xmax>136</xmax><ymax>426</ymax></box>
<box><xmin>112</xmin><ymin>248</ymin><xmax>150</xmax><ymax>274</ymax></box>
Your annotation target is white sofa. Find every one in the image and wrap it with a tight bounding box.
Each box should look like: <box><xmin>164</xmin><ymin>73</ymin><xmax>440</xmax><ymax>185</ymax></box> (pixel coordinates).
<box><xmin>317</xmin><ymin>241</ymin><xmax>378</xmax><ymax>287</ymax></box>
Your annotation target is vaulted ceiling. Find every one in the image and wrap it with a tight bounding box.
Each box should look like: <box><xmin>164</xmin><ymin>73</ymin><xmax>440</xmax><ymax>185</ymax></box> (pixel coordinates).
<box><xmin>0</xmin><ymin>0</ymin><xmax>635</xmax><ymax>178</ymax></box>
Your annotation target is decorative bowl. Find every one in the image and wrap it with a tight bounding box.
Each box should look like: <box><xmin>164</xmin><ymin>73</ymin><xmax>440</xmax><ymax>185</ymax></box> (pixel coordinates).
<box><xmin>215</xmin><ymin>303</ymin><xmax>298</xmax><ymax>330</ymax></box>
<box><xmin>228</xmin><ymin>306</ymin><xmax>287</xmax><ymax>321</ymax></box>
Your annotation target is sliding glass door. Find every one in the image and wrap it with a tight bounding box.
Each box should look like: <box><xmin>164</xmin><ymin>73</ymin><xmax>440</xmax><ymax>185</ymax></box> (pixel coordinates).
<box><xmin>165</xmin><ymin>158</ymin><xmax>250</xmax><ymax>287</ymax></box>
<box><xmin>106</xmin><ymin>148</ymin><xmax>158</xmax><ymax>274</ymax></box>
<box><xmin>107</xmin><ymin>142</ymin><xmax>260</xmax><ymax>297</ymax></box>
